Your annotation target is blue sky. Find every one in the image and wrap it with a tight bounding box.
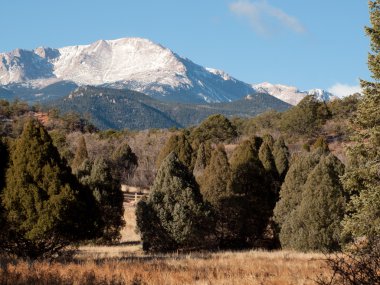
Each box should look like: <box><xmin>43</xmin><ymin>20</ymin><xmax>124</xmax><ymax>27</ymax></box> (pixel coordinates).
<box><xmin>0</xmin><ymin>0</ymin><xmax>369</xmax><ymax>96</ymax></box>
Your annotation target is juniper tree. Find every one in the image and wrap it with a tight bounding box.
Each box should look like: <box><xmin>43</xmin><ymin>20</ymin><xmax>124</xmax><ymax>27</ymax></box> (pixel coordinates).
<box><xmin>280</xmin><ymin>154</ymin><xmax>345</xmax><ymax>252</ymax></box>
<box><xmin>191</xmin><ymin>114</ymin><xmax>237</xmax><ymax>145</ymax></box>
<box><xmin>193</xmin><ymin>141</ymin><xmax>212</xmax><ymax>179</ymax></box>
<box><xmin>341</xmin><ymin>0</ymin><xmax>380</xmax><ymax>242</ymax></box>
<box><xmin>259</xmin><ymin>141</ymin><xmax>277</xmax><ymax>175</ymax></box>
<box><xmin>156</xmin><ymin>133</ymin><xmax>194</xmax><ymax>170</ymax></box>
<box><xmin>273</xmin><ymin>149</ymin><xmax>325</xmax><ymax>228</ymax></box>
<box><xmin>2</xmin><ymin>119</ymin><xmax>98</xmax><ymax>259</ymax></box>
<box><xmin>229</xmin><ymin>140</ymin><xmax>274</xmax><ymax>248</ymax></box>
<box><xmin>136</xmin><ymin>152</ymin><xmax>212</xmax><ymax>252</ymax></box>
<box><xmin>111</xmin><ymin>142</ymin><xmax>138</xmax><ymax>184</ymax></box>
<box><xmin>199</xmin><ymin>145</ymin><xmax>238</xmax><ymax>247</ymax></box>
<box><xmin>272</xmin><ymin>137</ymin><xmax>290</xmax><ymax>181</ymax></box>
<box><xmin>0</xmin><ymin>138</ymin><xmax>9</xmax><ymax>250</ymax></box>
<box><xmin>78</xmin><ymin>157</ymin><xmax>125</xmax><ymax>243</ymax></box>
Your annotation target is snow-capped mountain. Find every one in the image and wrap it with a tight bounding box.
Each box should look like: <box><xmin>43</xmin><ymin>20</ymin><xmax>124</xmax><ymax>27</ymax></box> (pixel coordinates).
<box><xmin>0</xmin><ymin>38</ymin><xmax>254</xmax><ymax>103</ymax></box>
<box><xmin>251</xmin><ymin>82</ymin><xmax>336</xmax><ymax>105</ymax></box>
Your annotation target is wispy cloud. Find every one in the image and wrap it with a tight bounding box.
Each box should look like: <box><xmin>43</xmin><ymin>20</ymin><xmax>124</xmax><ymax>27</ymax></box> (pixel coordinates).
<box><xmin>229</xmin><ymin>0</ymin><xmax>305</xmax><ymax>35</ymax></box>
<box><xmin>328</xmin><ymin>83</ymin><xmax>362</xmax><ymax>98</ymax></box>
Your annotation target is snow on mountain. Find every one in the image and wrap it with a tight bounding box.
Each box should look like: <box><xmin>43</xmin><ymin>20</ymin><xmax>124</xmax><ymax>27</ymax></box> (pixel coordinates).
<box><xmin>251</xmin><ymin>82</ymin><xmax>336</xmax><ymax>105</ymax></box>
<box><xmin>0</xmin><ymin>37</ymin><xmax>337</xmax><ymax>105</ymax></box>
<box><xmin>0</xmin><ymin>38</ymin><xmax>254</xmax><ymax>103</ymax></box>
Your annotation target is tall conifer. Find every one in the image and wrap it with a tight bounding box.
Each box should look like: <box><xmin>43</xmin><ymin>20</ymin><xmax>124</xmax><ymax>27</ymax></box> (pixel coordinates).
<box><xmin>2</xmin><ymin>119</ymin><xmax>97</xmax><ymax>258</ymax></box>
<box><xmin>341</xmin><ymin>0</ymin><xmax>380</xmax><ymax>241</ymax></box>
<box><xmin>136</xmin><ymin>153</ymin><xmax>212</xmax><ymax>252</ymax></box>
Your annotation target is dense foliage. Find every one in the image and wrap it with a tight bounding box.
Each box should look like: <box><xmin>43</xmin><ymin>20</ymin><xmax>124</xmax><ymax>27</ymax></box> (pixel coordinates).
<box><xmin>136</xmin><ymin>153</ymin><xmax>212</xmax><ymax>252</ymax></box>
<box><xmin>341</xmin><ymin>0</ymin><xmax>380</xmax><ymax>242</ymax></box>
<box><xmin>1</xmin><ymin>120</ymin><xmax>98</xmax><ymax>258</ymax></box>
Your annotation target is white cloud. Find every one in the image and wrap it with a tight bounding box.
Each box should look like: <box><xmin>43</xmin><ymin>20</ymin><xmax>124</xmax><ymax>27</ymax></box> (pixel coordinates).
<box><xmin>229</xmin><ymin>0</ymin><xmax>305</xmax><ymax>35</ymax></box>
<box><xmin>328</xmin><ymin>83</ymin><xmax>362</xmax><ymax>98</ymax></box>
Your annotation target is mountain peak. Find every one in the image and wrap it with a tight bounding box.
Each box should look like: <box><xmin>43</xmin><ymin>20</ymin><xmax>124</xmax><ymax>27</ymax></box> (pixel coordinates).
<box><xmin>252</xmin><ymin>82</ymin><xmax>335</xmax><ymax>105</ymax></box>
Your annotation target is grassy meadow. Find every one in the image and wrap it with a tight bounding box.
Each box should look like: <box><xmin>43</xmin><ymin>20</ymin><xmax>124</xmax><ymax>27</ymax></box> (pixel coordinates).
<box><xmin>0</xmin><ymin>249</ymin><xmax>329</xmax><ymax>285</ymax></box>
<box><xmin>0</xmin><ymin>206</ymin><xmax>331</xmax><ymax>285</ymax></box>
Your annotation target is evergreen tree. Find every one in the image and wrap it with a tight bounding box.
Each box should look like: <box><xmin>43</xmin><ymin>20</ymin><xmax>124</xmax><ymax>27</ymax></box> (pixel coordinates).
<box><xmin>281</xmin><ymin>95</ymin><xmax>329</xmax><ymax>136</ymax></box>
<box><xmin>111</xmin><ymin>142</ymin><xmax>138</xmax><ymax>184</ymax></box>
<box><xmin>156</xmin><ymin>133</ymin><xmax>194</xmax><ymax>170</ymax></box>
<box><xmin>191</xmin><ymin>114</ymin><xmax>237</xmax><ymax>145</ymax></box>
<box><xmin>272</xmin><ymin>137</ymin><xmax>290</xmax><ymax>181</ymax></box>
<box><xmin>2</xmin><ymin>119</ymin><xmax>98</xmax><ymax>259</ymax></box>
<box><xmin>71</xmin><ymin>136</ymin><xmax>88</xmax><ymax>173</ymax></box>
<box><xmin>259</xmin><ymin>141</ymin><xmax>277</xmax><ymax>175</ymax></box>
<box><xmin>229</xmin><ymin>140</ymin><xmax>273</xmax><ymax>247</ymax></box>
<box><xmin>136</xmin><ymin>153</ymin><xmax>212</xmax><ymax>252</ymax></box>
<box><xmin>199</xmin><ymin>145</ymin><xmax>238</xmax><ymax>247</ymax></box>
<box><xmin>0</xmin><ymin>138</ymin><xmax>9</xmax><ymax>251</ymax></box>
<box><xmin>193</xmin><ymin>142</ymin><xmax>212</xmax><ymax>179</ymax></box>
<box><xmin>78</xmin><ymin>157</ymin><xmax>125</xmax><ymax>243</ymax></box>
<box><xmin>0</xmin><ymin>137</ymin><xmax>8</xmax><ymax>191</ymax></box>
<box><xmin>262</xmin><ymin>134</ymin><xmax>275</xmax><ymax>150</ymax></box>
<box><xmin>274</xmin><ymin>149</ymin><xmax>324</xmax><ymax>228</ymax></box>
<box><xmin>280</xmin><ymin>154</ymin><xmax>345</xmax><ymax>252</ymax></box>
<box><xmin>341</xmin><ymin>0</ymin><xmax>380</xmax><ymax>242</ymax></box>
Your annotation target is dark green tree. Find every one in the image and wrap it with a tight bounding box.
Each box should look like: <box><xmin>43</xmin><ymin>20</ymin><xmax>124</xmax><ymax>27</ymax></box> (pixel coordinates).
<box><xmin>0</xmin><ymin>138</ymin><xmax>9</xmax><ymax>251</ymax></box>
<box><xmin>341</xmin><ymin>0</ymin><xmax>380</xmax><ymax>242</ymax></box>
<box><xmin>274</xmin><ymin>149</ymin><xmax>324</xmax><ymax>228</ymax></box>
<box><xmin>199</xmin><ymin>145</ymin><xmax>238</xmax><ymax>247</ymax></box>
<box><xmin>2</xmin><ymin>119</ymin><xmax>98</xmax><ymax>259</ymax></box>
<box><xmin>280</xmin><ymin>95</ymin><xmax>329</xmax><ymax>136</ymax></box>
<box><xmin>156</xmin><ymin>133</ymin><xmax>194</xmax><ymax>170</ymax></box>
<box><xmin>78</xmin><ymin>157</ymin><xmax>125</xmax><ymax>243</ymax></box>
<box><xmin>136</xmin><ymin>153</ymin><xmax>212</xmax><ymax>252</ymax></box>
<box><xmin>111</xmin><ymin>142</ymin><xmax>138</xmax><ymax>184</ymax></box>
<box><xmin>280</xmin><ymin>154</ymin><xmax>345</xmax><ymax>252</ymax></box>
<box><xmin>191</xmin><ymin>114</ymin><xmax>237</xmax><ymax>145</ymax></box>
<box><xmin>272</xmin><ymin>137</ymin><xmax>290</xmax><ymax>181</ymax></box>
<box><xmin>0</xmin><ymin>137</ymin><xmax>8</xmax><ymax>191</ymax></box>
<box><xmin>71</xmin><ymin>136</ymin><xmax>89</xmax><ymax>173</ymax></box>
<box><xmin>229</xmin><ymin>140</ymin><xmax>274</xmax><ymax>248</ymax></box>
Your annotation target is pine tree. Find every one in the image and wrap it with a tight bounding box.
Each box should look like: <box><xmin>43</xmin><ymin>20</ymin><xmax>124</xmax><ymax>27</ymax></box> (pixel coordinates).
<box><xmin>2</xmin><ymin>119</ymin><xmax>98</xmax><ymax>258</ymax></box>
<box><xmin>280</xmin><ymin>154</ymin><xmax>345</xmax><ymax>252</ymax></box>
<box><xmin>156</xmin><ymin>133</ymin><xmax>194</xmax><ymax>170</ymax></box>
<box><xmin>341</xmin><ymin>1</ymin><xmax>380</xmax><ymax>242</ymax></box>
<box><xmin>272</xmin><ymin>137</ymin><xmax>290</xmax><ymax>181</ymax></box>
<box><xmin>136</xmin><ymin>152</ymin><xmax>212</xmax><ymax>252</ymax></box>
<box><xmin>78</xmin><ymin>157</ymin><xmax>125</xmax><ymax>243</ymax></box>
<box><xmin>229</xmin><ymin>140</ymin><xmax>273</xmax><ymax>247</ymax></box>
<box><xmin>72</xmin><ymin>136</ymin><xmax>89</xmax><ymax>173</ymax></box>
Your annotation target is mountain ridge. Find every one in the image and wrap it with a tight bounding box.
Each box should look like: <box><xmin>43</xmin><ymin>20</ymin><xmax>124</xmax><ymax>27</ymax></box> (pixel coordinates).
<box><xmin>0</xmin><ymin>37</ymin><xmax>334</xmax><ymax>105</ymax></box>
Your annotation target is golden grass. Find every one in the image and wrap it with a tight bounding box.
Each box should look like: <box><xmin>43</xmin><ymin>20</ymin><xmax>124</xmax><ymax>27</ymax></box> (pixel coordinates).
<box><xmin>0</xmin><ymin>248</ymin><xmax>330</xmax><ymax>285</ymax></box>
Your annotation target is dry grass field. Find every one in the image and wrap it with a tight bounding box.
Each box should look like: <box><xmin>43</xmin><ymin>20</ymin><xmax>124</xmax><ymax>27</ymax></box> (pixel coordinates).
<box><xmin>0</xmin><ymin>248</ymin><xmax>330</xmax><ymax>285</ymax></box>
<box><xmin>0</xmin><ymin>203</ymin><xmax>333</xmax><ymax>285</ymax></box>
